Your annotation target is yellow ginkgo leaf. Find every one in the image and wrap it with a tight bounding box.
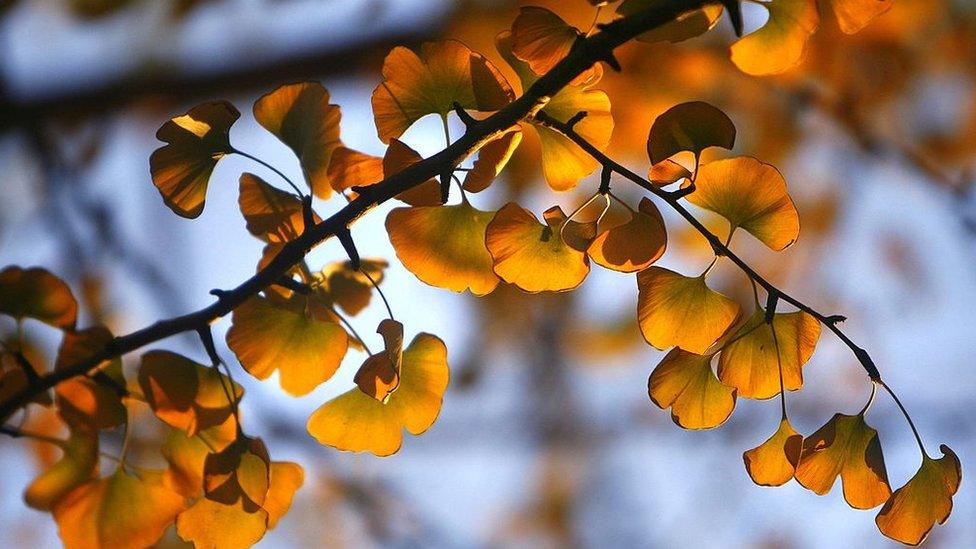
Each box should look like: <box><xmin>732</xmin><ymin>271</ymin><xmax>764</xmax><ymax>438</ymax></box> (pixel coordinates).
<box><xmin>314</xmin><ymin>258</ymin><xmax>389</xmax><ymax>316</ymax></box>
<box><xmin>462</xmin><ymin>128</ymin><xmax>523</xmax><ymax>193</ymax></box>
<box><xmin>383</xmin><ymin>139</ymin><xmax>443</xmax><ymax>206</ymax></box>
<box><xmin>876</xmin><ymin>444</ymin><xmax>961</xmax><ymax>546</ymax></box>
<box><xmin>307</xmin><ymin>333</ymin><xmax>449</xmax><ymax>457</ymax></box>
<box><xmin>162</xmin><ymin>430</ymin><xmax>211</xmax><ymax>497</ymax></box>
<box><xmin>203</xmin><ymin>436</ymin><xmax>270</xmax><ymax>509</ymax></box>
<box><xmin>386</xmin><ymin>202</ymin><xmax>499</xmax><ymax>296</ymax></box>
<box><xmin>253</xmin><ymin>82</ymin><xmax>342</xmax><ymax>199</ymax></box>
<box><xmin>52</xmin><ymin>327</ymin><xmax>125</xmax><ymax>429</ymax></box>
<box><xmin>52</xmin><ymin>469</ymin><xmax>185</xmax><ymax>549</ymax></box>
<box><xmin>354</xmin><ymin>319</ymin><xmax>404</xmax><ymax>402</ymax></box>
<box><xmin>0</xmin><ymin>266</ymin><xmax>78</xmax><ymax>329</ymax></box>
<box><xmin>829</xmin><ymin>0</ymin><xmax>892</xmax><ymax>34</ymax></box>
<box><xmin>636</xmin><ymin>267</ymin><xmax>740</xmax><ymax>355</ymax></box>
<box><xmin>371</xmin><ymin>40</ymin><xmax>514</xmax><ymax>143</ymax></box>
<box><xmin>226</xmin><ymin>296</ymin><xmax>348</xmax><ymax>396</ymax></box>
<box><xmin>24</xmin><ymin>423</ymin><xmax>98</xmax><ymax>510</ymax></box>
<box><xmin>485</xmin><ymin>203</ymin><xmax>591</xmax><ymax>293</ymax></box>
<box><xmin>688</xmin><ymin>157</ymin><xmax>800</xmax><ymax>250</ymax></box>
<box><xmin>238</xmin><ymin>173</ymin><xmax>320</xmax><ymax>243</ymax></box>
<box><xmin>743</xmin><ymin>418</ymin><xmax>803</xmax><ymax>486</ymax></box>
<box><xmin>648</xmin><ymin>348</ymin><xmax>736</xmax><ymax>430</ymax></box>
<box><xmin>717</xmin><ymin>310</ymin><xmax>820</xmax><ymax>400</ymax></box>
<box><xmin>589</xmin><ymin>197</ymin><xmax>667</xmax><ymax>273</ymax></box>
<box><xmin>138</xmin><ymin>350</ymin><xmax>243</xmax><ymax>436</ymax></box>
<box><xmin>617</xmin><ymin>0</ymin><xmax>724</xmax><ymax>43</ymax></box>
<box><xmin>176</xmin><ymin>497</ymin><xmax>268</xmax><ymax>549</ymax></box>
<box><xmin>149</xmin><ymin>101</ymin><xmax>239</xmax><ymax>218</ymax></box>
<box><xmin>646</xmin><ymin>101</ymin><xmax>736</xmax><ymax>165</ymax></box>
<box><xmin>264</xmin><ymin>461</ymin><xmax>304</xmax><ymax>529</ymax></box>
<box><xmin>795</xmin><ymin>413</ymin><xmax>892</xmax><ymax>509</ymax></box>
<box><xmin>511</xmin><ymin>7</ymin><xmax>598</xmax><ymax>85</ymax></box>
<box><xmin>730</xmin><ymin>0</ymin><xmax>819</xmax><ymax>76</ymax></box>
<box><xmin>327</xmin><ymin>145</ymin><xmax>384</xmax><ymax>193</ymax></box>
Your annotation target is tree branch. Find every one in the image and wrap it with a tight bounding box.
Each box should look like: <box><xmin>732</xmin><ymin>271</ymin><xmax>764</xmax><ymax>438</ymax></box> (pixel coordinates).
<box><xmin>0</xmin><ymin>0</ymin><xmax>715</xmax><ymax>420</ymax></box>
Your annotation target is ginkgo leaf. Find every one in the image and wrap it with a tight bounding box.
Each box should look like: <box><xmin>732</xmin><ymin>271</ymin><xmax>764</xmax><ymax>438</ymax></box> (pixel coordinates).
<box><xmin>138</xmin><ymin>350</ymin><xmax>243</xmax><ymax>436</ymax></box>
<box><xmin>386</xmin><ymin>202</ymin><xmax>499</xmax><ymax>296</ymax></box>
<box><xmin>226</xmin><ymin>296</ymin><xmax>348</xmax><ymax>396</ymax></box>
<box><xmin>0</xmin><ymin>266</ymin><xmax>78</xmax><ymax>329</ymax></box>
<box><xmin>648</xmin><ymin>159</ymin><xmax>692</xmax><ymax>187</ymax></box>
<box><xmin>630</xmin><ymin>4</ymin><xmax>724</xmax><ymax>44</ymax></box>
<box><xmin>307</xmin><ymin>333</ymin><xmax>449</xmax><ymax>456</ymax></box>
<box><xmin>876</xmin><ymin>444</ymin><xmax>961</xmax><ymax>546</ymax></box>
<box><xmin>646</xmin><ymin>101</ymin><xmax>736</xmax><ymax>165</ymax></box>
<box><xmin>511</xmin><ymin>7</ymin><xmax>598</xmax><ymax>85</ymax></box>
<box><xmin>315</xmin><ymin>258</ymin><xmax>388</xmax><ymax>316</ymax></box>
<box><xmin>485</xmin><ymin>203</ymin><xmax>591</xmax><ymax>293</ymax></box>
<box><xmin>253</xmin><ymin>82</ymin><xmax>342</xmax><ymax>199</ymax></box>
<box><xmin>162</xmin><ymin>430</ymin><xmax>211</xmax><ymax>497</ymax></box>
<box><xmin>588</xmin><ymin>197</ymin><xmax>667</xmax><ymax>272</ymax></box>
<box><xmin>462</xmin><ymin>128</ymin><xmax>523</xmax><ymax>193</ymax></box>
<box><xmin>24</xmin><ymin>423</ymin><xmax>98</xmax><ymax>510</ymax></box>
<box><xmin>648</xmin><ymin>348</ymin><xmax>736</xmax><ymax>429</ymax></box>
<box><xmin>688</xmin><ymin>156</ymin><xmax>800</xmax><ymax>250</ymax></box>
<box><xmin>177</xmin><ymin>497</ymin><xmax>268</xmax><ymax>549</ymax></box>
<box><xmin>636</xmin><ymin>267</ymin><xmax>740</xmax><ymax>354</ymax></box>
<box><xmin>149</xmin><ymin>101</ymin><xmax>239</xmax><ymax>218</ymax></box>
<box><xmin>743</xmin><ymin>418</ymin><xmax>803</xmax><ymax>486</ymax></box>
<box><xmin>327</xmin><ymin>145</ymin><xmax>384</xmax><ymax>193</ymax></box>
<box><xmin>238</xmin><ymin>173</ymin><xmax>320</xmax><ymax>243</ymax></box>
<box><xmin>730</xmin><ymin>0</ymin><xmax>819</xmax><ymax>76</ymax></box>
<box><xmin>717</xmin><ymin>310</ymin><xmax>820</xmax><ymax>400</ymax></box>
<box><xmin>264</xmin><ymin>461</ymin><xmax>304</xmax><ymax>529</ymax></box>
<box><xmin>354</xmin><ymin>319</ymin><xmax>404</xmax><ymax>402</ymax></box>
<box><xmin>794</xmin><ymin>413</ymin><xmax>892</xmax><ymax>509</ymax></box>
<box><xmin>203</xmin><ymin>436</ymin><xmax>270</xmax><ymax>509</ymax></box>
<box><xmin>371</xmin><ymin>40</ymin><xmax>514</xmax><ymax>143</ymax></box>
<box><xmin>383</xmin><ymin>139</ymin><xmax>443</xmax><ymax>206</ymax></box>
<box><xmin>53</xmin><ymin>327</ymin><xmax>125</xmax><ymax>429</ymax></box>
<box><xmin>829</xmin><ymin>0</ymin><xmax>892</xmax><ymax>34</ymax></box>
<box><xmin>52</xmin><ymin>469</ymin><xmax>185</xmax><ymax>549</ymax></box>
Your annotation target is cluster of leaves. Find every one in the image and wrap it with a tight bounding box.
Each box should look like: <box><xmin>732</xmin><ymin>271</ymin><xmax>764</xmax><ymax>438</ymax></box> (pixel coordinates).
<box><xmin>0</xmin><ymin>1</ymin><xmax>962</xmax><ymax>547</ymax></box>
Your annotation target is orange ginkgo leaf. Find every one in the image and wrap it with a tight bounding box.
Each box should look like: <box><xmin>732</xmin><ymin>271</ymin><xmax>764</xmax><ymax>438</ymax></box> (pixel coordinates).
<box><xmin>353</xmin><ymin>319</ymin><xmax>405</xmax><ymax>403</ymax></box>
<box><xmin>0</xmin><ymin>266</ymin><xmax>78</xmax><ymax>329</ymax></box>
<box><xmin>648</xmin><ymin>159</ymin><xmax>692</xmax><ymax>187</ymax></box>
<box><xmin>386</xmin><ymin>202</ymin><xmax>499</xmax><ymax>296</ymax></box>
<box><xmin>138</xmin><ymin>350</ymin><xmax>243</xmax><ymax>436</ymax></box>
<box><xmin>371</xmin><ymin>40</ymin><xmax>514</xmax><ymax>143</ymax></box>
<box><xmin>314</xmin><ymin>258</ymin><xmax>389</xmax><ymax>316</ymax></box>
<box><xmin>307</xmin><ymin>333</ymin><xmax>449</xmax><ymax>457</ymax></box>
<box><xmin>238</xmin><ymin>173</ymin><xmax>320</xmax><ymax>243</ymax></box>
<box><xmin>829</xmin><ymin>0</ymin><xmax>892</xmax><ymax>34</ymax></box>
<box><xmin>162</xmin><ymin>417</ymin><xmax>240</xmax><ymax>498</ymax></box>
<box><xmin>383</xmin><ymin>139</ymin><xmax>443</xmax><ymax>206</ymax></box>
<box><xmin>52</xmin><ymin>469</ymin><xmax>185</xmax><ymax>549</ymax></box>
<box><xmin>24</xmin><ymin>423</ymin><xmax>98</xmax><ymax>510</ymax></box>
<box><xmin>743</xmin><ymin>418</ymin><xmax>804</xmax><ymax>486</ymax></box>
<box><xmin>253</xmin><ymin>82</ymin><xmax>342</xmax><ymax>199</ymax></box>
<box><xmin>486</xmin><ymin>203</ymin><xmax>593</xmax><ymax>293</ymax></box>
<box><xmin>648</xmin><ymin>348</ymin><xmax>736</xmax><ymax>430</ymax></box>
<box><xmin>462</xmin><ymin>128</ymin><xmax>523</xmax><ymax>193</ymax></box>
<box><xmin>636</xmin><ymin>266</ymin><xmax>740</xmax><ymax>355</ymax></box>
<box><xmin>226</xmin><ymin>295</ymin><xmax>348</xmax><ymax>396</ymax></box>
<box><xmin>730</xmin><ymin>0</ymin><xmax>819</xmax><ymax>76</ymax></box>
<box><xmin>876</xmin><ymin>444</ymin><xmax>962</xmax><ymax>546</ymax></box>
<box><xmin>589</xmin><ymin>197</ymin><xmax>667</xmax><ymax>272</ymax></box>
<box><xmin>717</xmin><ymin>309</ymin><xmax>820</xmax><ymax>400</ymax></box>
<box><xmin>646</xmin><ymin>101</ymin><xmax>736</xmax><ymax>165</ymax></box>
<box><xmin>688</xmin><ymin>156</ymin><xmax>800</xmax><ymax>250</ymax></box>
<box><xmin>794</xmin><ymin>413</ymin><xmax>892</xmax><ymax>509</ymax></box>
<box><xmin>510</xmin><ymin>7</ymin><xmax>598</xmax><ymax>85</ymax></box>
<box><xmin>149</xmin><ymin>101</ymin><xmax>239</xmax><ymax>218</ymax></box>
<box><xmin>327</xmin><ymin>145</ymin><xmax>384</xmax><ymax>194</ymax></box>
<box><xmin>203</xmin><ymin>436</ymin><xmax>270</xmax><ymax>508</ymax></box>
<box><xmin>54</xmin><ymin>327</ymin><xmax>125</xmax><ymax>430</ymax></box>
<box><xmin>618</xmin><ymin>0</ymin><xmax>724</xmax><ymax>44</ymax></box>
<box><xmin>497</xmin><ymin>31</ymin><xmax>613</xmax><ymax>191</ymax></box>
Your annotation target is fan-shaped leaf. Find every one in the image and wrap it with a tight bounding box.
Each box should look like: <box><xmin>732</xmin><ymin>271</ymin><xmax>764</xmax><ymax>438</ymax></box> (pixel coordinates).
<box><xmin>589</xmin><ymin>197</ymin><xmax>667</xmax><ymax>272</ymax></box>
<box><xmin>743</xmin><ymin>418</ymin><xmax>803</xmax><ymax>486</ymax></box>
<box><xmin>876</xmin><ymin>444</ymin><xmax>961</xmax><ymax>546</ymax></box>
<box><xmin>829</xmin><ymin>0</ymin><xmax>892</xmax><ymax>34</ymax></box>
<box><xmin>0</xmin><ymin>266</ymin><xmax>77</xmax><ymax>329</ymax></box>
<box><xmin>618</xmin><ymin>1</ymin><xmax>724</xmax><ymax>44</ymax></box>
<box><xmin>511</xmin><ymin>7</ymin><xmax>598</xmax><ymax>85</ymax></box>
<box><xmin>647</xmin><ymin>101</ymin><xmax>735</xmax><ymax>165</ymax></box>
<box><xmin>238</xmin><ymin>173</ymin><xmax>320</xmax><ymax>243</ymax></box>
<box><xmin>463</xmin><ymin>128</ymin><xmax>523</xmax><ymax>193</ymax></box>
<box><xmin>383</xmin><ymin>139</ymin><xmax>443</xmax><ymax>206</ymax></box>
<box><xmin>314</xmin><ymin>258</ymin><xmax>388</xmax><ymax>316</ymax></box>
<box><xmin>24</xmin><ymin>423</ymin><xmax>98</xmax><ymax>510</ymax></box>
<box><xmin>648</xmin><ymin>348</ymin><xmax>736</xmax><ymax>429</ymax></box>
<box><xmin>327</xmin><ymin>146</ymin><xmax>384</xmax><ymax>193</ymax></box>
<box><xmin>730</xmin><ymin>0</ymin><xmax>819</xmax><ymax>75</ymax></box>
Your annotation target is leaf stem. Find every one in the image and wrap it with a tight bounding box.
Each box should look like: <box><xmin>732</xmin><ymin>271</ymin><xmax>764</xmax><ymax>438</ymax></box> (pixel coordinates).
<box><xmin>361</xmin><ymin>268</ymin><xmax>394</xmax><ymax>321</ymax></box>
<box><xmin>233</xmin><ymin>148</ymin><xmax>305</xmax><ymax>197</ymax></box>
<box><xmin>879</xmin><ymin>380</ymin><xmax>928</xmax><ymax>458</ymax></box>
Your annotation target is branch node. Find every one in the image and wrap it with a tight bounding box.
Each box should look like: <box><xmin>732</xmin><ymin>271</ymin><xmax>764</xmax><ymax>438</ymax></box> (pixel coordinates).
<box><xmin>337</xmin><ymin>228</ymin><xmax>361</xmax><ymax>271</ymax></box>
<box><xmin>196</xmin><ymin>326</ymin><xmax>222</xmax><ymax>368</ymax></box>
<box><xmin>209</xmin><ymin>289</ymin><xmax>229</xmax><ymax>300</ymax></box>
<box><xmin>566</xmin><ymin>111</ymin><xmax>588</xmax><ymax>130</ymax></box>
<box><xmin>452</xmin><ymin>101</ymin><xmax>477</xmax><ymax>128</ymax></box>
<box><xmin>825</xmin><ymin>314</ymin><xmax>847</xmax><ymax>325</ymax></box>
<box><xmin>853</xmin><ymin>347</ymin><xmax>882</xmax><ymax>381</ymax></box>
<box><xmin>598</xmin><ymin>166</ymin><xmax>612</xmax><ymax>195</ymax></box>
<box><xmin>274</xmin><ymin>276</ymin><xmax>311</xmax><ymax>295</ymax></box>
<box><xmin>668</xmin><ymin>182</ymin><xmax>696</xmax><ymax>200</ymax></box>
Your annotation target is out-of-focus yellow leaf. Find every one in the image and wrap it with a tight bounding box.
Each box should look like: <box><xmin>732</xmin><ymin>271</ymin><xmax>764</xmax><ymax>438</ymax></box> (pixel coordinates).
<box><xmin>646</xmin><ymin>101</ymin><xmax>735</xmax><ymax>164</ymax></box>
<box><xmin>327</xmin><ymin>146</ymin><xmax>384</xmax><ymax>193</ymax></box>
<box><xmin>648</xmin><ymin>348</ymin><xmax>736</xmax><ymax>429</ymax></box>
<box><xmin>371</xmin><ymin>40</ymin><xmax>514</xmax><ymax>143</ymax></box>
<box><xmin>511</xmin><ymin>7</ymin><xmax>599</xmax><ymax>85</ymax></box>
<box><xmin>353</xmin><ymin>319</ymin><xmax>404</xmax><ymax>402</ymax></box>
<box><xmin>314</xmin><ymin>258</ymin><xmax>388</xmax><ymax>316</ymax></box>
<box><xmin>162</xmin><ymin>430</ymin><xmax>211</xmax><ymax>497</ymax></box>
<box><xmin>795</xmin><ymin>413</ymin><xmax>891</xmax><ymax>509</ymax></box>
<box><xmin>876</xmin><ymin>444</ymin><xmax>961</xmax><ymax>546</ymax></box>
<box><xmin>253</xmin><ymin>82</ymin><xmax>342</xmax><ymax>199</ymax></box>
<box><xmin>589</xmin><ymin>197</ymin><xmax>667</xmax><ymax>272</ymax></box>
<box><xmin>238</xmin><ymin>173</ymin><xmax>320</xmax><ymax>243</ymax></box>
<box><xmin>24</xmin><ymin>423</ymin><xmax>98</xmax><ymax>510</ymax></box>
<box><xmin>149</xmin><ymin>101</ymin><xmax>239</xmax><ymax>218</ymax></box>
<box><xmin>383</xmin><ymin>139</ymin><xmax>443</xmax><ymax>206</ymax></box>
<box><xmin>307</xmin><ymin>333</ymin><xmax>449</xmax><ymax>456</ymax></box>
<box><xmin>730</xmin><ymin>0</ymin><xmax>819</xmax><ymax>75</ymax></box>
<box><xmin>52</xmin><ymin>469</ymin><xmax>185</xmax><ymax>549</ymax></box>
<box><xmin>830</xmin><ymin>0</ymin><xmax>893</xmax><ymax>34</ymax></box>
<box><xmin>689</xmin><ymin>156</ymin><xmax>800</xmax><ymax>250</ymax></box>
<box><xmin>618</xmin><ymin>1</ymin><xmax>724</xmax><ymax>44</ymax></box>
<box><xmin>636</xmin><ymin>267</ymin><xmax>739</xmax><ymax>354</ymax></box>
<box><xmin>0</xmin><ymin>266</ymin><xmax>78</xmax><ymax>329</ymax></box>
<box><xmin>138</xmin><ymin>350</ymin><xmax>242</xmax><ymax>436</ymax></box>
<box><xmin>226</xmin><ymin>296</ymin><xmax>348</xmax><ymax>396</ymax></box>
<box><xmin>485</xmin><ymin>203</ymin><xmax>591</xmax><ymax>293</ymax></box>
<box><xmin>717</xmin><ymin>310</ymin><xmax>820</xmax><ymax>400</ymax></box>
<box><xmin>463</xmin><ymin>128</ymin><xmax>523</xmax><ymax>193</ymax></box>
<box><xmin>51</xmin><ymin>327</ymin><xmax>124</xmax><ymax>429</ymax></box>
<box><xmin>743</xmin><ymin>418</ymin><xmax>803</xmax><ymax>486</ymax></box>
<box><xmin>387</xmin><ymin>202</ymin><xmax>499</xmax><ymax>296</ymax></box>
